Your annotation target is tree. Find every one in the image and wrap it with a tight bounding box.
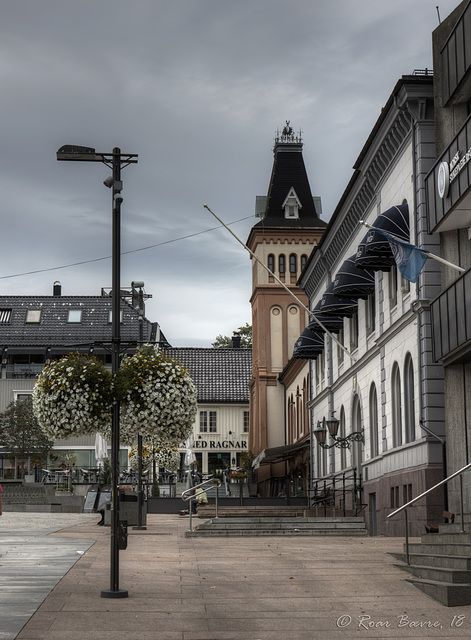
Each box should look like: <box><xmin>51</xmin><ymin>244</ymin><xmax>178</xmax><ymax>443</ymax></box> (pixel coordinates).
<box><xmin>0</xmin><ymin>396</ymin><xmax>54</xmax><ymax>477</ymax></box>
<box><xmin>212</xmin><ymin>323</ymin><xmax>252</xmax><ymax>349</ymax></box>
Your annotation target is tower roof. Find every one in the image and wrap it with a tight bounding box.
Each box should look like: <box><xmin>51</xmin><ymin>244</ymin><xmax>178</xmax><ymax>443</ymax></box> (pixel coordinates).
<box><xmin>253</xmin><ymin>122</ymin><xmax>326</xmax><ymax>230</ymax></box>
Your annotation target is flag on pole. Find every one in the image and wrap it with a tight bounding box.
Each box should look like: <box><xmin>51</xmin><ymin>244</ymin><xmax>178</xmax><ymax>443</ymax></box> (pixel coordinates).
<box><xmin>372</xmin><ymin>227</ymin><xmax>429</xmax><ymax>283</ymax></box>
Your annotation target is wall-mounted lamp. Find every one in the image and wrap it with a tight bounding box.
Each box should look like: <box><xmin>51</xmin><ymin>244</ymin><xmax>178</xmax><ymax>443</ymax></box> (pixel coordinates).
<box><xmin>314</xmin><ymin>412</ymin><xmax>364</xmax><ymax>449</ymax></box>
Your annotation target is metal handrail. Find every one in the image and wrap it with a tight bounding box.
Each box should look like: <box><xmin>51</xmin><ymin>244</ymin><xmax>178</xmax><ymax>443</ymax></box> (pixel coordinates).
<box><xmin>181</xmin><ymin>478</ymin><xmax>222</xmax><ymax>532</ymax></box>
<box><xmin>387</xmin><ymin>461</ymin><xmax>471</xmax><ymax>564</ymax></box>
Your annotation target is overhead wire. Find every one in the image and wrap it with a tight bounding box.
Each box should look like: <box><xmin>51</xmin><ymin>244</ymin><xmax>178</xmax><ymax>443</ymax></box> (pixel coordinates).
<box><xmin>0</xmin><ymin>215</ymin><xmax>253</xmax><ymax>281</ymax></box>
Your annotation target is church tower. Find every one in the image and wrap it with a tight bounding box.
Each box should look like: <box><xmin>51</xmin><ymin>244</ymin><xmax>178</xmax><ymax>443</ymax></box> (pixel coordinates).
<box><xmin>247</xmin><ymin>123</ymin><xmax>326</xmax><ymax>492</ymax></box>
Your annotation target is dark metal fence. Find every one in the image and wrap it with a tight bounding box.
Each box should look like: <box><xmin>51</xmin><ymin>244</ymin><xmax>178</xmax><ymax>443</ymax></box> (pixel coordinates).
<box><xmin>309</xmin><ymin>469</ymin><xmax>364</xmax><ymax>517</ymax></box>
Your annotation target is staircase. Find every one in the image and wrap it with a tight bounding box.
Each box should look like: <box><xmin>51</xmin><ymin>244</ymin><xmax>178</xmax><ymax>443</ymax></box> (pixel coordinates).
<box><xmin>186</xmin><ymin>515</ymin><xmax>368</xmax><ymax>537</ymax></box>
<box><xmin>391</xmin><ymin>523</ymin><xmax>471</xmax><ymax>606</ymax></box>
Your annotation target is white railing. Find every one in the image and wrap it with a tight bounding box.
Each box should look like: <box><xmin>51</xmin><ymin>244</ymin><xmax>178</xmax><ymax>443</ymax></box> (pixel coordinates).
<box><xmin>181</xmin><ymin>477</ymin><xmax>222</xmax><ymax>532</ymax></box>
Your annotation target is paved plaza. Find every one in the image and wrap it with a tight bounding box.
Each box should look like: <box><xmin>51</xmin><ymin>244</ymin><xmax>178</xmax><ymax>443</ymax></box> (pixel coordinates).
<box><xmin>1</xmin><ymin>512</ymin><xmax>471</xmax><ymax>640</ymax></box>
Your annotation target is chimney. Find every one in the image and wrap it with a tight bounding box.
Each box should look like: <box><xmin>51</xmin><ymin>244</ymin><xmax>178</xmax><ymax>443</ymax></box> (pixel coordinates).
<box><xmin>232</xmin><ymin>333</ymin><xmax>241</xmax><ymax>349</ymax></box>
<box><xmin>53</xmin><ymin>281</ymin><xmax>62</xmax><ymax>297</ymax></box>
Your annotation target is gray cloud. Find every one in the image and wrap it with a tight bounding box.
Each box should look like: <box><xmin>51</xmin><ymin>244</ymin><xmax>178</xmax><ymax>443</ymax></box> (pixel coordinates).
<box><xmin>0</xmin><ymin>0</ymin><xmax>458</xmax><ymax>345</ymax></box>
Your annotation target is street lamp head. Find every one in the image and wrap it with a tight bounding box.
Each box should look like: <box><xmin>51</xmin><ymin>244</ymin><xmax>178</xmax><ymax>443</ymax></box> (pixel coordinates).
<box><xmin>103</xmin><ymin>176</ymin><xmax>114</xmax><ymax>188</ymax></box>
<box><xmin>325</xmin><ymin>411</ymin><xmax>340</xmax><ymax>437</ymax></box>
<box><xmin>56</xmin><ymin>145</ymin><xmax>104</xmax><ymax>162</ymax></box>
<box><xmin>314</xmin><ymin>420</ymin><xmax>327</xmax><ymax>446</ymax></box>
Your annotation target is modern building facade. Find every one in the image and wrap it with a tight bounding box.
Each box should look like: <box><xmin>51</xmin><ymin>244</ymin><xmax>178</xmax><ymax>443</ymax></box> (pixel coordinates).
<box><xmin>426</xmin><ymin>0</ymin><xmax>471</xmax><ymax>515</ymax></box>
<box><xmin>248</xmin><ymin>123</ymin><xmax>326</xmax><ymax>496</ymax></box>
<box><xmin>299</xmin><ymin>72</ymin><xmax>446</xmax><ymax>536</ymax></box>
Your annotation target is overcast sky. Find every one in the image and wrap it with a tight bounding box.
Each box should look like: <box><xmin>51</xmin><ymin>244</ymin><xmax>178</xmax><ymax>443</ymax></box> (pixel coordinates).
<box><xmin>0</xmin><ymin>0</ymin><xmax>460</xmax><ymax>347</ymax></box>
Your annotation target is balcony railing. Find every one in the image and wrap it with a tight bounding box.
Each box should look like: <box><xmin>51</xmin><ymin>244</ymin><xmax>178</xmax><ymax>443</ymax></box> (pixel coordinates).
<box><xmin>431</xmin><ymin>268</ymin><xmax>471</xmax><ymax>363</ymax></box>
<box><xmin>5</xmin><ymin>363</ymin><xmax>45</xmax><ymax>379</ymax></box>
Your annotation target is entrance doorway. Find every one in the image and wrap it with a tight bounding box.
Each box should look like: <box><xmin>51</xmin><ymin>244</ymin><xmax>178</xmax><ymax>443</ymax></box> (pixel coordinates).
<box><xmin>208</xmin><ymin>452</ymin><xmax>230</xmax><ymax>477</ymax></box>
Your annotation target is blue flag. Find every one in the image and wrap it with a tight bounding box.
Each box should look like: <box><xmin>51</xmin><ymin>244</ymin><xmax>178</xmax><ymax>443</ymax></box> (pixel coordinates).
<box><xmin>372</xmin><ymin>227</ymin><xmax>429</xmax><ymax>283</ymax></box>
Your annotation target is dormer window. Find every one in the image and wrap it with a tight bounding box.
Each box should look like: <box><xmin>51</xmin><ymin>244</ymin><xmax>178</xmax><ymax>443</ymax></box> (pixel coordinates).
<box><xmin>282</xmin><ymin>188</ymin><xmax>301</xmax><ymax>219</ymax></box>
<box><xmin>67</xmin><ymin>309</ymin><xmax>82</xmax><ymax>323</ymax></box>
<box><xmin>25</xmin><ymin>309</ymin><xmax>41</xmax><ymax>323</ymax></box>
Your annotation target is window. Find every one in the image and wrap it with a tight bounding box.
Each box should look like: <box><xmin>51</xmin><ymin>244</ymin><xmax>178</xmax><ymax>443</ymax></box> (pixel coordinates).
<box><xmin>243</xmin><ymin>410</ymin><xmax>249</xmax><ymax>433</ymax></box>
<box><xmin>108</xmin><ymin>310</ymin><xmax>124</xmax><ymax>323</ymax></box>
<box><xmin>389</xmin><ymin>268</ymin><xmax>398</xmax><ymax>307</ymax></box>
<box><xmin>392</xmin><ymin>363</ymin><xmax>402</xmax><ymax>447</ymax></box>
<box><xmin>289</xmin><ymin>254</ymin><xmax>297</xmax><ymax>274</ymax></box>
<box><xmin>14</xmin><ymin>391</ymin><xmax>33</xmax><ymax>402</ymax></box>
<box><xmin>282</xmin><ymin>188</ymin><xmax>301</xmax><ymax>219</ymax></box>
<box><xmin>67</xmin><ymin>309</ymin><xmax>82</xmax><ymax>323</ymax></box>
<box><xmin>268</xmin><ymin>254</ymin><xmax>275</xmax><ymax>274</ymax></box>
<box><xmin>369</xmin><ymin>384</ymin><xmax>379</xmax><ymax>458</ymax></box>
<box><xmin>25</xmin><ymin>309</ymin><xmax>41</xmax><ymax>323</ymax></box>
<box><xmin>350</xmin><ymin>313</ymin><xmax>359</xmax><ymax>350</ymax></box>
<box><xmin>366</xmin><ymin>292</ymin><xmax>375</xmax><ymax>335</ymax></box>
<box><xmin>337</xmin><ymin>326</ymin><xmax>344</xmax><ymax>365</ymax></box>
<box><xmin>301</xmin><ymin>254</ymin><xmax>308</xmax><ymax>271</ymax></box>
<box><xmin>0</xmin><ymin>309</ymin><xmax>12</xmax><ymax>324</ymax></box>
<box><xmin>404</xmin><ymin>354</ymin><xmax>415</xmax><ymax>443</ymax></box>
<box><xmin>279</xmin><ymin>254</ymin><xmax>286</xmax><ymax>274</ymax></box>
<box><xmin>200</xmin><ymin>410</ymin><xmax>217</xmax><ymax>433</ymax></box>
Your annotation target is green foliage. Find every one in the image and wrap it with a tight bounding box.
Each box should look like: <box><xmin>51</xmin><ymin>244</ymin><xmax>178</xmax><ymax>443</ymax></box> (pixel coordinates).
<box><xmin>212</xmin><ymin>323</ymin><xmax>252</xmax><ymax>349</ymax></box>
<box><xmin>0</xmin><ymin>396</ymin><xmax>54</xmax><ymax>469</ymax></box>
<box><xmin>240</xmin><ymin>450</ymin><xmax>255</xmax><ymax>470</ymax></box>
<box><xmin>99</xmin><ymin>457</ymin><xmax>112</xmax><ymax>485</ymax></box>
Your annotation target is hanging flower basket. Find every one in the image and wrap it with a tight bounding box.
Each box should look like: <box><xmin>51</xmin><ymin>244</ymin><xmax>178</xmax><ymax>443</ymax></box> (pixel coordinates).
<box><xmin>32</xmin><ymin>353</ymin><xmax>113</xmax><ymax>440</ymax></box>
<box><xmin>153</xmin><ymin>443</ymin><xmax>181</xmax><ymax>471</ymax></box>
<box><xmin>128</xmin><ymin>443</ymin><xmax>153</xmax><ymax>471</ymax></box>
<box><xmin>103</xmin><ymin>345</ymin><xmax>197</xmax><ymax>446</ymax></box>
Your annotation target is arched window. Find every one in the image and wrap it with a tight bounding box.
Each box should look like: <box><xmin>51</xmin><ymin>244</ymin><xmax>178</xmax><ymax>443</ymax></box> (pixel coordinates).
<box><xmin>351</xmin><ymin>395</ymin><xmax>363</xmax><ymax>471</ymax></box>
<box><xmin>392</xmin><ymin>362</ymin><xmax>402</xmax><ymax>447</ymax></box>
<box><xmin>301</xmin><ymin>254</ymin><xmax>308</xmax><ymax>271</ymax></box>
<box><xmin>279</xmin><ymin>254</ymin><xmax>286</xmax><ymax>274</ymax></box>
<box><xmin>404</xmin><ymin>354</ymin><xmax>415</xmax><ymax>443</ymax></box>
<box><xmin>268</xmin><ymin>254</ymin><xmax>275</xmax><ymax>274</ymax></box>
<box><xmin>369</xmin><ymin>384</ymin><xmax>379</xmax><ymax>458</ymax></box>
<box><xmin>289</xmin><ymin>254</ymin><xmax>297</xmax><ymax>273</ymax></box>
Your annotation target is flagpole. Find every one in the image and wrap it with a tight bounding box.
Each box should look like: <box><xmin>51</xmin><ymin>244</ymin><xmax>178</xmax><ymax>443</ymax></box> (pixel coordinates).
<box><xmin>204</xmin><ymin>204</ymin><xmax>354</xmax><ymax>359</ymax></box>
<box><xmin>359</xmin><ymin>221</ymin><xmax>465</xmax><ymax>273</ymax></box>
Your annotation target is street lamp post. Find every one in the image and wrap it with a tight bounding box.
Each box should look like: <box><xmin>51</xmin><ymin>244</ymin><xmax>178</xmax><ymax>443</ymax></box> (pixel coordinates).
<box><xmin>57</xmin><ymin>145</ymin><xmax>138</xmax><ymax>598</ymax></box>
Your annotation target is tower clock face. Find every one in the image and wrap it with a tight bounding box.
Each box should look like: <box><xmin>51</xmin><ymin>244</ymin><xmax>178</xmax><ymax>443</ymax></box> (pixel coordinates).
<box><xmin>437</xmin><ymin>161</ymin><xmax>450</xmax><ymax>199</ymax></box>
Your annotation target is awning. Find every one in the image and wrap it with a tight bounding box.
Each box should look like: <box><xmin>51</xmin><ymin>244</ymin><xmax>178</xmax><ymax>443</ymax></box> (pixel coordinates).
<box><xmin>320</xmin><ymin>282</ymin><xmax>358</xmax><ymax>318</ymax></box>
<box><xmin>292</xmin><ymin>325</ymin><xmax>325</xmax><ymax>359</ymax></box>
<box><xmin>333</xmin><ymin>255</ymin><xmax>375</xmax><ymax>300</ymax></box>
<box><xmin>308</xmin><ymin>299</ymin><xmax>345</xmax><ymax>333</ymax></box>
<box><xmin>252</xmin><ymin>440</ymin><xmax>310</xmax><ymax>469</ymax></box>
<box><xmin>355</xmin><ymin>204</ymin><xmax>409</xmax><ymax>271</ymax></box>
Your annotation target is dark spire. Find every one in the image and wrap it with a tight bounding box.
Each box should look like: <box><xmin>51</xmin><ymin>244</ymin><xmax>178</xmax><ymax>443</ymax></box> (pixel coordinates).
<box><xmin>254</xmin><ymin>122</ymin><xmax>324</xmax><ymax>228</ymax></box>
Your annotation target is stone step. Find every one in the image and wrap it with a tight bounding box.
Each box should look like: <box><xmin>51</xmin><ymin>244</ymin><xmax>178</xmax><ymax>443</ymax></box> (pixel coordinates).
<box><xmin>422</xmin><ymin>531</ymin><xmax>471</xmax><ymax>544</ymax></box>
<box><xmin>404</xmin><ymin>577</ymin><xmax>471</xmax><ymax>608</ymax></box>
<box><xmin>391</xmin><ymin>551</ymin><xmax>471</xmax><ymax>570</ymax></box>
<box><xmin>197</xmin><ymin>516</ymin><xmax>365</xmax><ymax>525</ymax></box>
<box><xmin>186</xmin><ymin>516</ymin><xmax>368</xmax><ymax>537</ymax></box>
<box><xmin>406</xmin><ymin>542</ymin><xmax>471</xmax><ymax>556</ymax></box>
<box><xmin>196</xmin><ymin>506</ymin><xmax>307</xmax><ymax>518</ymax></box>
<box><xmin>393</xmin><ymin>562</ymin><xmax>471</xmax><ymax>584</ymax></box>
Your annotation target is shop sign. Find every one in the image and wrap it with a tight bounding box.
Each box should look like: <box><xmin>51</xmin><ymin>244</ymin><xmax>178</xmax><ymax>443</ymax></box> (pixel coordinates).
<box><xmin>194</xmin><ymin>439</ymin><xmax>248</xmax><ymax>450</ymax></box>
<box><xmin>438</xmin><ymin>148</ymin><xmax>471</xmax><ymax>199</ymax></box>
